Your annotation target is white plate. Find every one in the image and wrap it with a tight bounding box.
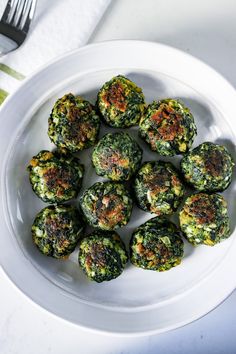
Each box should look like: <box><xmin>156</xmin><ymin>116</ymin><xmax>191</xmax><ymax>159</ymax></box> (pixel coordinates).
<box><xmin>0</xmin><ymin>41</ymin><xmax>235</xmax><ymax>336</ymax></box>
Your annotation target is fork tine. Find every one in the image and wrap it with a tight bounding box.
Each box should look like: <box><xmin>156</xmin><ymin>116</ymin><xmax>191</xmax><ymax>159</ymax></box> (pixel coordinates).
<box><xmin>0</xmin><ymin>0</ymin><xmax>36</xmax><ymax>53</ymax></box>
<box><xmin>1</xmin><ymin>0</ymin><xmax>15</xmax><ymax>22</ymax></box>
<box><xmin>8</xmin><ymin>0</ymin><xmax>22</xmax><ymax>26</ymax></box>
<box><xmin>21</xmin><ymin>0</ymin><xmax>36</xmax><ymax>33</ymax></box>
<box><xmin>15</xmin><ymin>0</ymin><xmax>28</xmax><ymax>28</ymax></box>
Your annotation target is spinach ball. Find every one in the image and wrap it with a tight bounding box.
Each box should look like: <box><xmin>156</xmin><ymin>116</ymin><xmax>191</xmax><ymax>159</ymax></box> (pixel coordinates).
<box><xmin>134</xmin><ymin>161</ymin><xmax>184</xmax><ymax>215</ymax></box>
<box><xmin>48</xmin><ymin>93</ymin><xmax>100</xmax><ymax>152</ymax></box>
<box><xmin>27</xmin><ymin>149</ymin><xmax>84</xmax><ymax>203</ymax></box>
<box><xmin>92</xmin><ymin>132</ymin><xmax>143</xmax><ymax>181</ymax></box>
<box><xmin>80</xmin><ymin>181</ymin><xmax>133</xmax><ymax>230</ymax></box>
<box><xmin>130</xmin><ymin>217</ymin><xmax>184</xmax><ymax>271</ymax></box>
<box><xmin>97</xmin><ymin>75</ymin><xmax>145</xmax><ymax>128</ymax></box>
<box><xmin>181</xmin><ymin>142</ymin><xmax>234</xmax><ymax>192</ymax></box>
<box><xmin>78</xmin><ymin>230</ymin><xmax>128</xmax><ymax>283</ymax></box>
<box><xmin>32</xmin><ymin>205</ymin><xmax>84</xmax><ymax>258</ymax></box>
<box><xmin>139</xmin><ymin>99</ymin><xmax>197</xmax><ymax>156</ymax></box>
<box><xmin>179</xmin><ymin>193</ymin><xmax>230</xmax><ymax>246</ymax></box>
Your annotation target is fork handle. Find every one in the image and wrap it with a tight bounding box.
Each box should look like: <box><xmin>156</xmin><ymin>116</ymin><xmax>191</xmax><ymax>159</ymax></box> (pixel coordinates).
<box><xmin>0</xmin><ymin>22</ymin><xmax>26</xmax><ymax>46</ymax></box>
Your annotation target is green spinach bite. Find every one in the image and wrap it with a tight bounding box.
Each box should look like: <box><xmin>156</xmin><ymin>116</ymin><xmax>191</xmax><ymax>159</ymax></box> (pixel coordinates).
<box><xmin>179</xmin><ymin>193</ymin><xmax>230</xmax><ymax>246</ymax></box>
<box><xmin>78</xmin><ymin>230</ymin><xmax>128</xmax><ymax>283</ymax></box>
<box><xmin>130</xmin><ymin>217</ymin><xmax>184</xmax><ymax>271</ymax></box>
<box><xmin>139</xmin><ymin>99</ymin><xmax>197</xmax><ymax>156</ymax></box>
<box><xmin>80</xmin><ymin>181</ymin><xmax>133</xmax><ymax>230</ymax></box>
<box><xmin>48</xmin><ymin>93</ymin><xmax>100</xmax><ymax>152</ymax></box>
<box><xmin>181</xmin><ymin>142</ymin><xmax>234</xmax><ymax>192</ymax></box>
<box><xmin>28</xmin><ymin>149</ymin><xmax>84</xmax><ymax>203</ymax></box>
<box><xmin>92</xmin><ymin>132</ymin><xmax>142</xmax><ymax>181</ymax></box>
<box><xmin>32</xmin><ymin>204</ymin><xmax>84</xmax><ymax>258</ymax></box>
<box><xmin>134</xmin><ymin>161</ymin><xmax>184</xmax><ymax>216</ymax></box>
<box><xmin>97</xmin><ymin>75</ymin><xmax>145</xmax><ymax>128</ymax></box>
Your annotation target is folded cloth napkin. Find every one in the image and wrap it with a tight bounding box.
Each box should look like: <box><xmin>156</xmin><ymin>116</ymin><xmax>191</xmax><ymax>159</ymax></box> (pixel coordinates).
<box><xmin>0</xmin><ymin>0</ymin><xmax>111</xmax><ymax>104</ymax></box>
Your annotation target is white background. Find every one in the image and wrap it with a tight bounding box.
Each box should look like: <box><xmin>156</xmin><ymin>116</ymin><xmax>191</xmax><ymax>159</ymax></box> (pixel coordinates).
<box><xmin>1</xmin><ymin>0</ymin><xmax>236</xmax><ymax>353</ymax></box>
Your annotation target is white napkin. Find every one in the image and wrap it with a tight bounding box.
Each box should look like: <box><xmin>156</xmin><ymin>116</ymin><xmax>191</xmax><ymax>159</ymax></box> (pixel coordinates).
<box><xmin>0</xmin><ymin>0</ymin><xmax>111</xmax><ymax>102</ymax></box>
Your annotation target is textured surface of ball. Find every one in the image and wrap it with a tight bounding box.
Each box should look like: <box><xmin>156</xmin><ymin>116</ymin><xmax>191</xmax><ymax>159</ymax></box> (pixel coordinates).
<box><xmin>80</xmin><ymin>181</ymin><xmax>133</xmax><ymax>230</ymax></box>
<box><xmin>32</xmin><ymin>205</ymin><xmax>84</xmax><ymax>258</ymax></box>
<box><xmin>28</xmin><ymin>149</ymin><xmax>84</xmax><ymax>203</ymax></box>
<box><xmin>79</xmin><ymin>230</ymin><xmax>128</xmax><ymax>283</ymax></box>
<box><xmin>179</xmin><ymin>193</ymin><xmax>230</xmax><ymax>246</ymax></box>
<box><xmin>181</xmin><ymin>142</ymin><xmax>234</xmax><ymax>192</ymax></box>
<box><xmin>92</xmin><ymin>132</ymin><xmax>143</xmax><ymax>181</ymax></box>
<box><xmin>134</xmin><ymin>161</ymin><xmax>184</xmax><ymax>215</ymax></box>
<box><xmin>97</xmin><ymin>75</ymin><xmax>145</xmax><ymax>128</ymax></box>
<box><xmin>139</xmin><ymin>99</ymin><xmax>197</xmax><ymax>156</ymax></box>
<box><xmin>130</xmin><ymin>217</ymin><xmax>184</xmax><ymax>271</ymax></box>
<box><xmin>48</xmin><ymin>93</ymin><xmax>100</xmax><ymax>152</ymax></box>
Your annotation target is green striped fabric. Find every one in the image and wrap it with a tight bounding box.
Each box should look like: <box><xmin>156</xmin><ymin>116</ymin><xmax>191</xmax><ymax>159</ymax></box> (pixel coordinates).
<box><xmin>0</xmin><ymin>64</ymin><xmax>25</xmax><ymax>80</ymax></box>
<box><xmin>0</xmin><ymin>64</ymin><xmax>25</xmax><ymax>104</ymax></box>
<box><xmin>0</xmin><ymin>88</ymin><xmax>8</xmax><ymax>104</ymax></box>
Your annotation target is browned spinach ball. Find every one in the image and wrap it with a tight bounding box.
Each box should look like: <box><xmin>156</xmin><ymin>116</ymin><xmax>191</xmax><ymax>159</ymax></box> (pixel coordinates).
<box><xmin>97</xmin><ymin>75</ymin><xmax>145</xmax><ymax>128</ymax></box>
<box><xmin>139</xmin><ymin>99</ymin><xmax>197</xmax><ymax>156</ymax></box>
<box><xmin>32</xmin><ymin>204</ymin><xmax>84</xmax><ymax>258</ymax></box>
<box><xmin>78</xmin><ymin>230</ymin><xmax>128</xmax><ymax>283</ymax></box>
<box><xmin>48</xmin><ymin>93</ymin><xmax>100</xmax><ymax>152</ymax></box>
<box><xmin>134</xmin><ymin>161</ymin><xmax>184</xmax><ymax>215</ymax></box>
<box><xmin>27</xmin><ymin>149</ymin><xmax>84</xmax><ymax>203</ymax></box>
<box><xmin>181</xmin><ymin>142</ymin><xmax>234</xmax><ymax>192</ymax></box>
<box><xmin>80</xmin><ymin>181</ymin><xmax>133</xmax><ymax>230</ymax></box>
<box><xmin>130</xmin><ymin>217</ymin><xmax>184</xmax><ymax>271</ymax></box>
<box><xmin>179</xmin><ymin>193</ymin><xmax>230</xmax><ymax>246</ymax></box>
<box><xmin>92</xmin><ymin>132</ymin><xmax>143</xmax><ymax>181</ymax></box>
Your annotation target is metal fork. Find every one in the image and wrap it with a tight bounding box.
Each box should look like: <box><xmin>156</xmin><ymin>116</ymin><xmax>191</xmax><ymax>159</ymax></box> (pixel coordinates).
<box><xmin>0</xmin><ymin>0</ymin><xmax>37</xmax><ymax>55</ymax></box>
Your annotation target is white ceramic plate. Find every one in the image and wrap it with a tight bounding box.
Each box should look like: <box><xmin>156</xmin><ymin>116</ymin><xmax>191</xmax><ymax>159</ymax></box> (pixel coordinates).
<box><xmin>0</xmin><ymin>41</ymin><xmax>235</xmax><ymax>336</ymax></box>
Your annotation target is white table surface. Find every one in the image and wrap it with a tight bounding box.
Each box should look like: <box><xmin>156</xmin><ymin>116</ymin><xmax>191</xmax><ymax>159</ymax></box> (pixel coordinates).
<box><xmin>1</xmin><ymin>0</ymin><xmax>236</xmax><ymax>353</ymax></box>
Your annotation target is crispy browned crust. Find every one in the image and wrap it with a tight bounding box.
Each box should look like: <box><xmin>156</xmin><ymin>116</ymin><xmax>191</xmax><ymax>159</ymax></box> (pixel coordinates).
<box><xmin>184</xmin><ymin>194</ymin><xmax>216</xmax><ymax>224</ymax></box>
<box><xmin>102</xmin><ymin>82</ymin><xmax>127</xmax><ymax>112</ymax></box>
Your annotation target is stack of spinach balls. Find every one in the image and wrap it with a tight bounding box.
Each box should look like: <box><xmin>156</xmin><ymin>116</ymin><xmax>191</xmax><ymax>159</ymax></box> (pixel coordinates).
<box><xmin>28</xmin><ymin>75</ymin><xmax>234</xmax><ymax>283</ymax></box>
